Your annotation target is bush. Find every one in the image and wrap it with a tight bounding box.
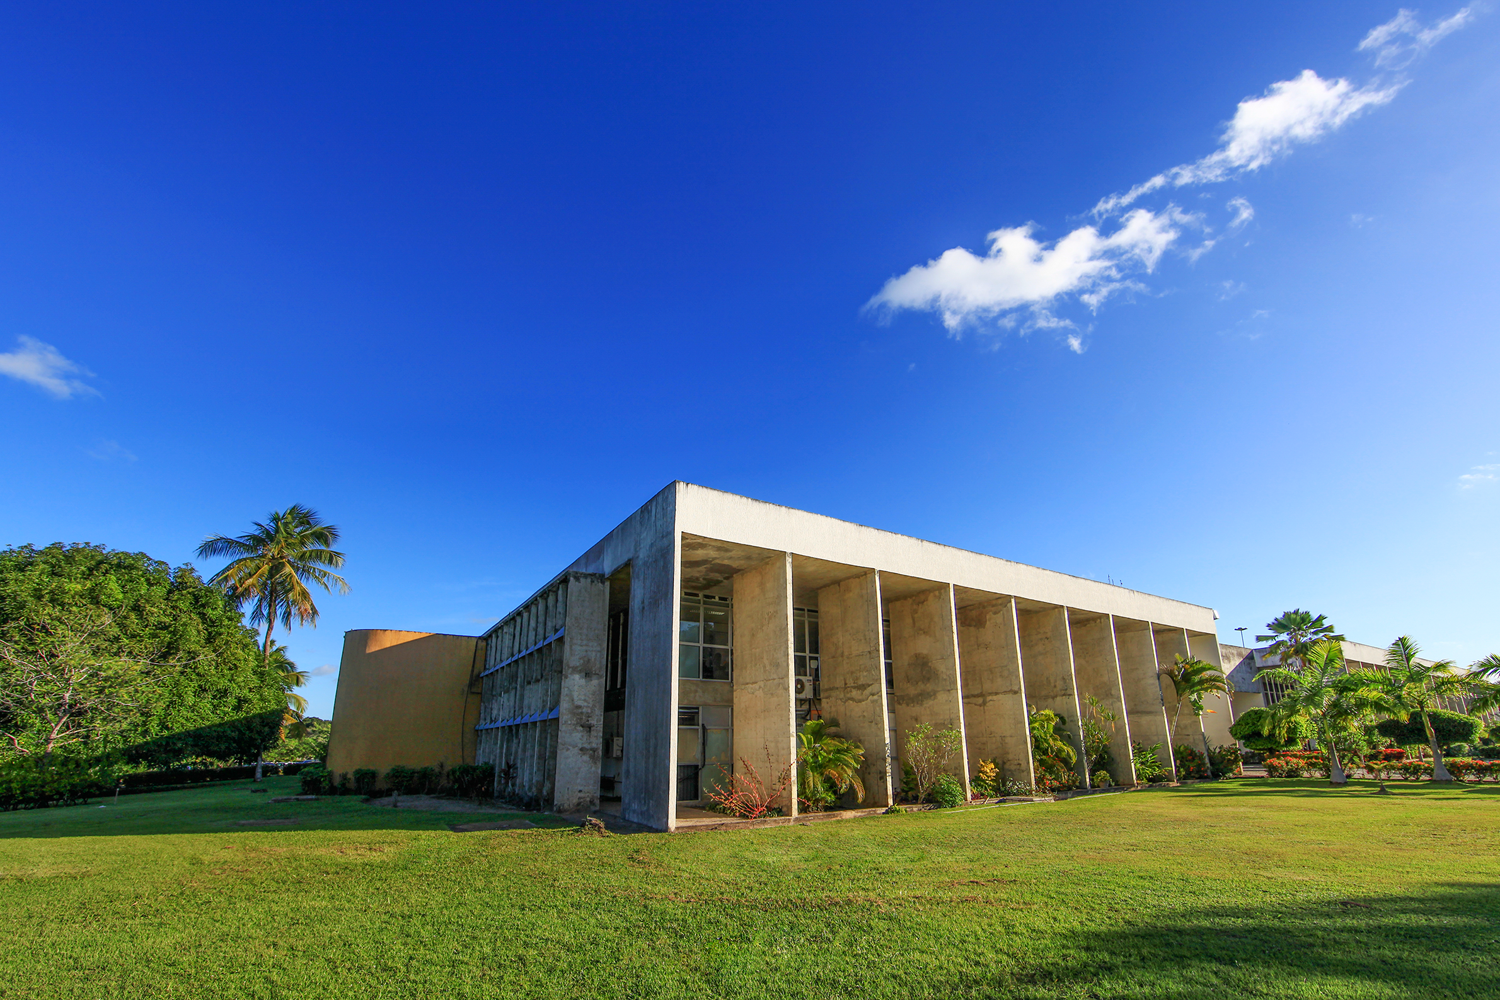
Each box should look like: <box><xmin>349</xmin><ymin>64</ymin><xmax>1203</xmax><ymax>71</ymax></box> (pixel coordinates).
<box><xmin>119</xmin><ymin>765</ymin><xmax>266</xmax><ymax>789</ymax></box>
<box><xmin>996</xmin><ymin>777</ymin><xmax>1034</xmax><ymax>797</ymax></box>
<box><xmin>1131</xmin><ymin>742</ymin><xmax>1170</xmax><ymax>783</ymax></box>
<box><xmin>1089</xmin><ymin>770</ymin><xmax>1112</xmax><ymax>788</ymax></box>
<box><xmin>351</xmin><ymin>768</ymin><xmax>379</xmax><ymax>796</ymax></box>
<box><xmin>930</xmin><ymin>773</ymin><xmax>965</xmax><ymax>809</ymax></box>
<box><xmin>1207</xmin><ymin>744</ymin><xmax>1242</xmax><ymax>778</ymax></box>
<box><xmin>1173</xmin><ymin>744</ymin><xmax>1211</xmax><ymax>780</ymax></box>
<box><xmin>447</xmin><ymin>763</ymin><xmax>491</xmax><ymax>799</ymax></box>
<box><xmin>299</xmin><ymin>765</ymin><xmax>330</xmax><ymax>795</ymax></box>
<box><xmin>0</xmin><ymin>758</ymin><xmax>114</xmax><ymax>811</ymax></box>
<box><xmin>1229</xmin><ymin>709</ymin><xmax>1314</xmax><ymax>752</ymax></box>
<box><xmin>384</xmin><ymin>765</ymin><xmax>416</xmax><ymax>794</ymax></box>
<box><xmin>970</xmin><ymin>759</ymin><xmax>998</xmax><ymax>798</ymax></box>
<box><xmin>1375</xmin><ymin>710</ymin><xmax>1484</xmax><ymax>749</ymax></box>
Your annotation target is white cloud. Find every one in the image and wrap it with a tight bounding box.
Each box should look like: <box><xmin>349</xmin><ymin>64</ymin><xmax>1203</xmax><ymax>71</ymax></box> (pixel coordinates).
<box><xmin>1065</xmin><ymin>334</ymin><xmax>1085</xmax><ymax>354</ymax></box>
<box><xmin>86</xmin><ymin>440</ymin><xmax>136</xmax><ymax>462</ymax></box>
<box><xmin>1217</xmin><ymin>280</ymin><xmax>1247</xmax><ymax>300</ymax></box>
<box><xmin>1093</xmin><ymin>71</ymin><xmax>1399</xmax><ymax>217</ymax></box>
<box><xmin>1360</xmin><ymin>6</ymin><xmax>1474</xmax><ymax>68</ymax></box>
<box><xmin>0</xmin><ymin>336</ymin><xmax>98</xmax><ymax>399</ymax></box>
<box><xmin>867</xmin><ymin>207</ymin><xmax>1184</xmax><ymax>333</ymax></box>
<box><xmin>1459</xmin><ymin>463</ymin><xmax>1500</xmax><ymax>488</ymax></box>
<box><xmin>309</xmin><ymin>663</ymin><xmax>338</xmax><ymax>677</ymax></box>
<box><xmin>1227</xmin><ymin>196</ymin><xmax>1255</xmax><ymax>229</ymax></box>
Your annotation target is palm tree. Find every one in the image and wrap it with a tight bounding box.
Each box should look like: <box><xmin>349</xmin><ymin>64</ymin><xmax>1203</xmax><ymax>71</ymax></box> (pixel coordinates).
<box><xmin>196</xmin><ymin>505</ymin><xmax>349</xmax><ymax>673</ymax></box>
<box><xmin>1253</xmin><ymin>639</ymin><xmax>1386</xmax><ymax>785</ymax></box>
<box><xmin>1374</xmin><ymin>636</ymin><xmax>1467</xmax><ymax>782</ymax></box>
<box><xmin>266</xmin><ymin>640</ymin><xmax>309</xmax><ymax>716</ymax></box>
<box><xmin>797</xmin><ymin>719</ymin><xmax>866</xmax><ymax>809</ymax></box>
<box><xmin>1463</xmin><ymin>654</ymin><xmax>1500</xmax><ymax>718</ymax></box>
<box><xmin>1160</xmin><ymin>654</ymin><xmax>1231</xmax><ymax>761</ymax></box>
<box><xmin>1257</xmin><ymin>610</ymin><xmax>1345</xmax><ymax>674</ymax></box>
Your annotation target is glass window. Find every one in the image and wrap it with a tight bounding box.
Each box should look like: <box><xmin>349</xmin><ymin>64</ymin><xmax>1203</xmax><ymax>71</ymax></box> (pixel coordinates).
<box><xmin>702</xmin><ymin>646</ymin><xmax>730</xmax><ymax>681</ymax></box>
<box><xmin>679</xmin><ymin>602</ymin><xmax>701</xmax><ymax>644</ymax></box>
<box><xmin>703</xmin><ymin>606</ymin><xmax>730</xmax><ymax>647</ymax></box>
<box><xmin>678</xmin><ymin>644</ymin><xmax>701</xmax><ymax>679</ymax></box>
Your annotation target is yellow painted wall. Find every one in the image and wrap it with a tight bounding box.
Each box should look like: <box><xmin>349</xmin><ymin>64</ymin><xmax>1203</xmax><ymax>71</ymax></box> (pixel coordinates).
<box><xmin>326</xmin><ymin>629</ymin><xmax>482</xmax><ymax>779</ymax></box>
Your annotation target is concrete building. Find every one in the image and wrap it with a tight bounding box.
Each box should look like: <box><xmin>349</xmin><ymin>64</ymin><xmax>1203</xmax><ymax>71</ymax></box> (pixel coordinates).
<box><xmin>327</xmin><ymin>482</ymin><xmax>1232</xmax><ymax>831</ymax></box>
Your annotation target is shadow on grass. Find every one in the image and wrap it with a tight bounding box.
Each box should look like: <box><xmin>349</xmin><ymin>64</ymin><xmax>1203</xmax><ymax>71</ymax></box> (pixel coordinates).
<box><xmin>1003</xmin><ymin>881</ymin><xmax>1500</xmax><ymax>999</ymax></box>
<box><xmin>0</xmin><ymin>776</ymin><xmax>576</xmax><ymax>839</ymax></box>
<box><xmin>1157</xmin><ymin>778</ymin><xmax>1500</xmax><ymax>800</ymax></box>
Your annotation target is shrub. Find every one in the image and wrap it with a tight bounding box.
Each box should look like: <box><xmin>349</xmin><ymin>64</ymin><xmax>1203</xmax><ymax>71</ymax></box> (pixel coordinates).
<box><xmin>384</xmin><ymin>765</ymin><xmax>416</xmax><ymax>794</ymax></box>
<box><xmin>996</xmin><ymin>777</ymin><xmax>1034</xmax><ymax>797</ymax></box>
<box><xmin>119</xmin><ymin>765</ymin><xmax>266</xmax><ymax>789</ymax></box>
<box><xmin>903</xmin><ymin>724</ymin><xmax>963</xmax><ymax>804</ymax></box>
<box><xmin>1131</xmin><ymin>742</ymin><xmax>1170</xmax><ymax>783</ymax></box>
<box><xmin>1172</xmin><ymin>744</ymin><xmax>1211</xmax><ymax>780</ymax></box>
<box><xmin>1229</xmin><ymin>709</ymin><xmax>1315</xmax><ymax>752</ymax></box>
<box><xmin>1208</xmin><ymin>744</ymin><xmax>1242</xmax><ymax>778</ymax></box>
<box><xmin>351</xmin><ymin>768</ymin><xmax>379</xmax><ymax>796</ymax></box>
<box><xmin>0</xmin><ymin>758</ymin><xmax>114</xmax><ymax>811</ymax></box>
<box><xmin>1395</xmin><ymin>760</ymin><xmax>1433</xmax><ymax>781</ymax></box>
<box><xmin>931</xmin><ymin>773</ymin><xmax>965</xmax><ymax>809</ymax></box>
<box><xmin>1089</xmin><ymin>769</ymin><xmax>1112</xmax><ymax>788</ymax></box>
<box><xmin>1375</xmin><ymin>710</ymin><xmax>1484</xmax><ymax>749</ymax></box>
<box><xmin>299</xmin><ymin>764</ymin><xmax>330</xmax><ymax>795</ymax></box>
<box><xmin>446</xmin><ymin>763</ymin><xmax>491</xmax><ymax>799</ymax></box>
<box><xmin>970</xmin><ymin>759</ymin><xmax>998</xmax><ymax>798</ymax></box>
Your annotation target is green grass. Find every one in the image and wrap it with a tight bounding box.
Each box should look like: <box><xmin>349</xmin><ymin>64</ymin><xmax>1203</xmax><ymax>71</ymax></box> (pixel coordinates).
<box><xmin>3</xmin><ymin>778</ymin><xmax>1497</xmax><ymax>999</ymax></box>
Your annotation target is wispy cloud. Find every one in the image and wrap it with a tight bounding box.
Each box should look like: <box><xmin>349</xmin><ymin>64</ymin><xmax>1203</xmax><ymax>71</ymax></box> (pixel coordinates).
<box><xmin>309</xmin><ymin>663</ymin><xmax>338</xmax><ymax>677</ymax></box>
<box><xmin>86</xmin><ymin>439</ymin><xmax>136</xmax><ymax>462</ymax></box>
<box><xmin>0</xmin><ymin>336</ymin><xmax>98</xmax><ymax>399</ymax></box>
<box><xmin>869</xmin><ymin>9</ymin><xmax>1473</xmax><ymax>339</ymax></box>
<box><xmin>1459</xmin><ymin>463</ymin><xmax>1500</xmax><ymax>488</ymax></box>
<box><xmin>1360</xmin><ymin>6</ymin><xmax>1474</xmax><ymax>68</ymax></box>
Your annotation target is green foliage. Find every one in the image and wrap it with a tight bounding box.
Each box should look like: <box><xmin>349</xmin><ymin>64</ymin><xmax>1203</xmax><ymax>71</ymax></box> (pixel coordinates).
<box><xmin>1131</xmin><ymin>741</ymin><xmax>1170</xmax><ymax>783</ymax></box>
<box><xmin>0</xmin><ymin>757</ymin><xmax>115</xmax><ymax>810</ymax></box>
<box><xmin>1375</xmin><ymin>710</ymin><xmax>1483</xmax><ymax>748</ymax></box>
<box><xmin>124</xmin><ymin>710</ymin><xmax>284</xmax><ymax>769</ymax></box>
<box><xmin>1206</xmin><ymin>744</ymin><xmax>1242</xmax><ymax>778</ymax></box>
<box><xmin>1172</xmin><ymin>744</ymin><xmax>1211</xmax><ymax>779</ymax></box>
<box><xmin>351</xmin><ymin>768</ymin><xmax>379</xmax><ymax>796</ymax></box>
<box><xmin>1229</xmin><ymin>707</ymin><xmax>1314</xmax><ymax>751</ymax></box>
<box><xmin>930</xmin><ymin>773</ymin><xmax>965</xmax><ymax>808</ymax></box>
<box><xmin>1161</xmin><ymin>655</ymin><xmax>1232</xmax><ymax>731</ymax></box>
<box><xmin>1080</xmin><ymin>695</ymin><xmax>1116</xmax><ymax>774</ymax></box>
<box><xmin>902</xmin><ymin>723</ymin><xmax>962</xmax><ymax>803</ymax></box>
<box><xmin>1089</xmin><ymin>769</ymin><xmax>1112</xmax><ymax>788</ymax></box>
<box><xmin>1029</xmin><ymin>707</ymin><xmax>1079</xmax><ymax>791</ymax></box>
<box><xmin>299</xmin><ymin>764</ymin><xmax>330</xmax><ymax>795</ymax></box>
<box><xmin>446</xmin><ymin>763</ymin><xmax>491</xmax><ymax>799</ymax></box>
<box><xmin>267</xmin><ymin>716</ymin><xmax>330</xmax><ymax>762</ymax></box>
<box><xmin>1257</xmin><ymin>610</ymin><xmax>1345</xmax><ymax>673</ymax></box>
<box><xmin>796</xmin><ymin>719</ymin><xmax>866</xmax><ymax>810</ymax></box>
<box><xmin>0</xmin><ymin>543</ymin><xmax>286</xmax><ymax>762</ymax></box>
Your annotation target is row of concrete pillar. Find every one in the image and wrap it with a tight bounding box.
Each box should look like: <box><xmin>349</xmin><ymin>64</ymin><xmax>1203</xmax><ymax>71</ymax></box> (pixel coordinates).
<box><xmin>730</xmin><ymin>555</ymin><xmax>1219</xmax><ymax>816</ymax></box>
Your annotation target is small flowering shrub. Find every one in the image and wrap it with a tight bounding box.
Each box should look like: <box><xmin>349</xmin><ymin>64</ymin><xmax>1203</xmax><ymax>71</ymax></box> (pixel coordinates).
<box><xmin>1172</xmin><ymin>745</ymin><xmax>1211</xmax><ymax>780</ymax></box>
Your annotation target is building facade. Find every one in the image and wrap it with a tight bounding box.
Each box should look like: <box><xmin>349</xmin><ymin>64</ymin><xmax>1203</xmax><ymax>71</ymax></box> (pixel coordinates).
<box><xmin>329</xmin><ymin>482</ymin><xmax>1232</xmax><ymax>831</ymax></box>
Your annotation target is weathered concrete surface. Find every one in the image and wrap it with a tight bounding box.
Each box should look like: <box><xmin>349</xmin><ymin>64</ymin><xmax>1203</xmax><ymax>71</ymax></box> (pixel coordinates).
<box><xmin>1154</xmin><ymin>626</ymin><xmax>1210</xmax><ymax>760</ymax></box>
<box><xmin>816</xmin><ymin>570</ymin><xmax>892</xmax><ymax>808</ymax></box>
<box><xmin>1068</xmin><ymin>611</ymin><xmax>1136</xmax><ymax>786</ymax></box>
<box><xmin>1113</xmin><ymin>617</ymin><xmax>1176</xmax><ymax>778</ymax></box>
<box><xmin>554</xmin><ymin>572</ymin><xmax>608</xmax><ymax>814</ymax></box>
<box><xmin>1016</xmin><ymin>605</ymin><xmax>1088</xmax><ymax>787</ymax></box>
<box><xmin>956</xmin><ymin>597</ymin><xmax>1033</xmax><ymax>791</ymax></box>
<box><xmin>733</xmin><ymin>552</ymin><xmax>798</xmax><ymax>817</ymax></box>
<box><xmin>888</xmin><ymin>582</ymin><xmax>970</xmax><ymax>797</ymax></box>
<box><xmin>1190</xmin><ymin>631</ymin><xmax>1236</xmax><ymax>747</ymax></box>
<box><xmin>326</xmin><ymin>629</ymin><xmax>482</xmax><ymax>778</ymax></box>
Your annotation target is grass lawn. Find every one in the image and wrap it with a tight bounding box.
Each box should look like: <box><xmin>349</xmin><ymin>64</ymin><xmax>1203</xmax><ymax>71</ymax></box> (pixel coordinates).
<box><xmin>3</xmin><ymin>777</ymin><xmax>1497</xmax><ymax>999</ymax></box>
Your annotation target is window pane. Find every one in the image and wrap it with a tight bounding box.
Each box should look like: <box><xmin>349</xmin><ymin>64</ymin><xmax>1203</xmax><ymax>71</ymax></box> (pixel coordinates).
<box><xmin>704</xmin><ymin>728</ymin><xmax>732</xmax><ymax>763</ymax></box>
<box><xmin>807</xmin><ymin>617</ymin><xmax>819</xmax><ymax>655</ymax></box>
<box><xmin>795</xmin><ymin>653</ymin><xmax>808</xmax><ymax>677</ymax></box>
<box><xmin>702</xmin><ymin>607</ymin><xmax>729</xmax><ymax>647</ymax></box>
<box><xmin>702</xmin><ymin>646</ymin><xmax>730</xmax><ymax>681</ymax></box>
<box><xmin>678</xmin><ymin>644</ymin><xmax>701</xmax><ymax>678</ymax></box>
<box><xmin>677</xmin><ymin>764</ymin><xmax>700</xmax><ymax>802</ymax></box>
<box><xmin>679</xmin><ymin>603</ymin><xmax>700</xmax><ymax>643</ymax></box>
<box><xmin>793</xmin><ymin>616</ymin><xmax>807</xmax><ymax>654</ymax></box>
<box><xmin>677</xmin><ymin>728</ymin><xmax>702</xmax><ymax>764</ymax></box>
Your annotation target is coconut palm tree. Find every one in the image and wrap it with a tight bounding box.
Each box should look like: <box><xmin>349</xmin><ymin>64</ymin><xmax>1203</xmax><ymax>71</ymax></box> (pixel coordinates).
<box><xmin>1160</xmin><ymin>654</ymin><xmax>1231</xmax><ymax>760</ymax></box>
<box><xmin>1462</xmin><ymin>654</ymin><xmax>1500</xmax><ymax>718</ymax></box>
<box><xmin>796</xmin><ymin>718</ymin><xmax>865</xmax><ymax>809</ymax></box>
<box><xmin>196</xmin><ymin>505</ymin><xmax>349</xmax><ymax>672</ymax></box>
<box><xmin>1374</xmin><ymin>636</ymin><xmax>1468</xmax><ymax>782</ymax></box>
<box><xmin>266</xmin><ymin>641</ymin><xmax>309</xmax><ymax>716</ymax></box>
<box><xmin>1257</xmin><ymin>610</ymin><xmax>1345</xmax><ymax>674</ymax></box>
<box><xmin>1254</xmin><ymin>639</ymin><xmax>1386</xmax><ymax>785</ymax></box>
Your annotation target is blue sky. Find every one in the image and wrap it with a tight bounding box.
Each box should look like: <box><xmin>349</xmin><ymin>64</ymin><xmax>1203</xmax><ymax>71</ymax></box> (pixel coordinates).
<box><xmin>2</xmin><ymin>4</ymin><xmax>1496</xmax><ymax>718</ymax></box>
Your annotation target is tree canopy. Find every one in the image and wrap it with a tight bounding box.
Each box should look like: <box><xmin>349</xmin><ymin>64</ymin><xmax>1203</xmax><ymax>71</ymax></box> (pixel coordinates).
<box><xmin>0</xmin><ymin>543</ymin><xmax>287</xmax><ymax>763</ymax></box>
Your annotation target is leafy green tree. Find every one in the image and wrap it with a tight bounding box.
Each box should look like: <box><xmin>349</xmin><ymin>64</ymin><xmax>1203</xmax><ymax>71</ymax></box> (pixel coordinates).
<box><xmin>796</xmin><ymin>718</ymin><xmax>866</xmax><ymax>810</ymax></box>
<box><xmin>902</xmin><ymin>722</ymin><xmax>963</xmax><ymax>803</ymax></box>
<box><xmin>1371</xmin><ymin>637</ymin><xmax>1471</xmax><ymax>783</ymax></box>
<box><xmin>1028</xmin><ymin>707</ymin><xmax>1079</xmax><ymax>789</ymax></box>
<box><xmin>1373</xmin><ymin>709</ymin><xmax>1483</xmax><ymax>750</ymax></box>
<box><xmin>1254</xmin><ymin>639</ymin><xmax>1385</xmax><ymax>785</ymax></box>
<box><xmin>195</xmin><ymin>505</ymin><xmax>348</xmax><ymax>706</ymax></box>
<box><xmin>1080</xmin><ymin>694</ymin><xmax>1117</xmax><ymax>779</ymax></box>
<box><xmin>1228</xmin><ymin>706</ymin><xmax>1315</xmax><ymax>751</ymax></box>
<box><xmin>1257</xmin><ymin>610</ymin><xmax>1346</xmax><ymax>674</ymax></box>
<box><xmin>0</xmin><ymin>544</ymin><xmax>285</xmax><ymax>764</ymax></box>
<box><xmin>1159</xmin><ymin>654</ymin><xmax>1230</xmax><ymax>759</ymax></box>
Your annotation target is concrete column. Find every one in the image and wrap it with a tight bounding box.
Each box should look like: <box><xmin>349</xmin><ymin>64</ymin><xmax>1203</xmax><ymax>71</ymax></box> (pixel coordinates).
<box><xmin>732</xmin><ymin>552</ymin><xmax>798</xmax><ymax>817</ymax></box>
<box><xmin>554</xmin><ymin>572</ymin><xmax>608</xmax><ymax>814</ymax></box>
<box><xmin>1189</xmin><ymin>632</ymin><xmax>1235</xmax><ymax>747</ymax></box>
<box><xmin>1016</xmin><ymin>605</ymin><xmax>1088</xmax><ymax>787</ymax></box>
<box><xmin>1068</xmin><ymin>611</ymin><xmax>1136</xmax><ymax>786</ymax></box>
<box><xmin>621</xmin><ymin>501</ymin><xmax>679</xmax><ymax>831</ymax></box>
<box><xmin>956</xmin><ymin>596</ymin><xmax>1033</xmax><ymax>792</ymax></box>
<box><xmin>888</xmin><ymin>583</ymin><xmax>970</xmax><ymax>798</ymax></box>
<box><xmin>816</xmin><ymin>570</ymin><xmax>892</xmax><ymax>808</ymax></box>
<box><xmin>1154</xmin><ymin>626</ymin><xmax>1211</xmax><ymax>760</ymax></box>
<box><xmin>1113</xmin><ymin>617</ymin><xmax>1176</xmax><ymax>780</ymax></box>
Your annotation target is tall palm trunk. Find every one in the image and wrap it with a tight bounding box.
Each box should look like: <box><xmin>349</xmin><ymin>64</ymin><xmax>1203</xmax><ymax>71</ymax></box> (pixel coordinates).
<box><xmin>1422</xmin><ymin>710</ymin><xmax>1454</xmax><ymax>782</ymax></box>
<box><xmin>1323</xmin><ymin>723</ymin><xmax>1347</xmax><ymax>785</ymax></box>
<box><xmin>254</xmin><ymin>588</ymin><xmax>276</xmax><ymax>784</ymax></box>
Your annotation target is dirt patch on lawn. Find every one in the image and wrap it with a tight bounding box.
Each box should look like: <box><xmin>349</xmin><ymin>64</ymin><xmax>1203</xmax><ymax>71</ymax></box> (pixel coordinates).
<box><xmin>449</xmin><ymin>819</ymin><xmax>536</xmax><ymax>833</ymax></box>
<box><xmin>369</xmin><ymin>795</ymin><xmax>523</xmax><ymax>815</ymax></box>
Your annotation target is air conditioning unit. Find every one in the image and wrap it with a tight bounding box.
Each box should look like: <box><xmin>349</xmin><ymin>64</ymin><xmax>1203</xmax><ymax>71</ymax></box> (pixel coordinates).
<box><xmin>795</xmin><ymin>678</ymin><xmax>808</xmax><ymax>697</ymax></box>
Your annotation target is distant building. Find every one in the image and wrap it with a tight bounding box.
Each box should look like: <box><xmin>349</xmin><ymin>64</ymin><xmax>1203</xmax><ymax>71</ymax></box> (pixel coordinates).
<box><xmin>328</xmin><ymin>482</ymin><xmax>1234</xmax><ymax>831</ymax></box>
